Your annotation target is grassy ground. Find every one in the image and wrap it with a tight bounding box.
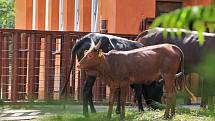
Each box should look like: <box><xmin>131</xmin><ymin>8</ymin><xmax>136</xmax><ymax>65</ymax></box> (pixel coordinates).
<box><xmin>38</xmin><ymin>107</ymin><xmax>215</xmax><ymax>121</ymax></box>
<box><xmin>1</xmin><ymin>100</ymin><xmax>215</xmax><ymax>121</ymax></box>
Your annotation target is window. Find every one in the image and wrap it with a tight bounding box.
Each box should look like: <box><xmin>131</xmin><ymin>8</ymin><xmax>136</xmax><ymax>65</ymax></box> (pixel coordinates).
<box><xmin>91</xmin><ymin>0</ymin><xmax>98</xmax><ymax>32</ymax></box>
<box><xmin>74</xmin><ymin>0</ymin><xmax>80</xmax><ymax>31</ymax></box>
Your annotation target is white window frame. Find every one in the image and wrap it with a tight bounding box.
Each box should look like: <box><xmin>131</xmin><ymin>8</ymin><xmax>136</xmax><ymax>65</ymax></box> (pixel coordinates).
<box><xmin>91</xmin><ymin>0</ymin><xmax>98</xmax><ymax>32</ymax></box>
<box><xmin>45</xmin><ymin>0</ymin><xmax>49</xmax><ymax>30</ymax></box>
<box><xmin>74</xmin><ymin>0</ymin><xmax>80</xmax><ymax>31</ymax></box>
<box><xmin>32</xmin><ymin>0</ymin><xmax>36</xmax><ymax>30</ymax></box>
<box><xmin>59</xmin><ymin>0</ymin><xmax>64</xmax><ymax>31</ymax></box>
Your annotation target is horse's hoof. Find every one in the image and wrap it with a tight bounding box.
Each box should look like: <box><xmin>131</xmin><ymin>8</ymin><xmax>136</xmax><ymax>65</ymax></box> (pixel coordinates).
<box><xmin>139</xmin><ymin>109</ymin><xmax>144</xmax><ymax>112</ymax></box>
<box><xmin>115</xmin><ymin>110</ymin><xmax>120</xmax><ymax>114</ymax></box>
<box><xmin>120</xmin><ymin>118</ymin><xmax>125</xmax><ymax>121</ymax></box>
<box><xmin>119</xmin><ymin>116</ymin><xmax>125</xmax><ymax>121</ymax></box>
<box><xmin>91</xmin><ymin>110</ymin><xmax>96</xmax><ymax>113</ymax></box>
<box><xmin>83</xmin><ymin>113</ymin><xmax>89</xmax><ymax>117</ymax></box>
<box><xmin>163</xmin><ymin>114</ymin><xmax>170</xmax><ymax>120</ymax></box>
<box><xmin>107</xmin><ymin>114</ymin><xmax>112</xmax><ymax>119</ymax></box>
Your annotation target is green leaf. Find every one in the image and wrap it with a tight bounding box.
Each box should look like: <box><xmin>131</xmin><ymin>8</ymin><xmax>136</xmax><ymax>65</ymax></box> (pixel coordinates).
<box><xmin>151</xmin><ymin>5</ymin><xmax>215</xmax><ymax>44</ymax></box>
<box><xmin>193</xmin><ymin>20</ymin><xmax>205</xmax><ymax>45</ymax></box>
<box><xmin>151</xmin><ymin>16</ymin><xmax>162</xmax><ymax>28</ymax></box>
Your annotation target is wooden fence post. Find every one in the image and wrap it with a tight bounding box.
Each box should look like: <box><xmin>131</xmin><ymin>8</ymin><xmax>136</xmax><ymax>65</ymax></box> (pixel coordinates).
<box><xmin>70</xmin><ymin>37</ymin><xmax>76</xmax><ymax>99</ymax></box>
<box><xmin>44</xmin><ymin>34</ymin><xmax>53</xmax><ymax>100</ymax></box>
<box><xmin>28</xmin><ymin>34</ymin><xmax>36</xmax><ymax>100</ymax></box>
<box><xmin>11</xmin><ymin>32</ymin><xmax>21</xmax><ymax>102</ymax></box>
<box><xmin>0</xmin><ymin>32</ymin><xmax>2</xmax><ymax>99</ymax></box>
<box><xmin>60</xmin><ymin>34</ymin><xmax>70</xmax><ymax>98</ymax></box>
<box><xmin>2</xmin><ymin>35</ymin><xmax>9</xmax><ymax>100</ymax></box>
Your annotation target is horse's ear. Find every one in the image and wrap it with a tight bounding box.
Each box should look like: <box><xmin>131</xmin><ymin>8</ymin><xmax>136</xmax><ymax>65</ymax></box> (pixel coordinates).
<box><xmin>95</xmin><ymin>40</ymin><xmax>102</xmax><ymax>50</ymax></box>
<box><xmin>89</xmin><ymin>39</ymin><xmax>95</xmax><ymax>50</ymax></box>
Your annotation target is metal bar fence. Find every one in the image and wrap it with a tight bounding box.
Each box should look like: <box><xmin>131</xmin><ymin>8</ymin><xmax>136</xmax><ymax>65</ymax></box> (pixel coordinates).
<box><xmin>0</xmin><ymin>29</ymin><xmax>137</xmax><ymax>104</ymax></box>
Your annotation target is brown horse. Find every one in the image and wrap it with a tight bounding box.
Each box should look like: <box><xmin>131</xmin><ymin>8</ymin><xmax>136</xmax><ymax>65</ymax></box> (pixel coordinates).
<box><xmin>78</xmin><ymin>41</ymin><xmax>194</xmax><ymax>120</ymax></box>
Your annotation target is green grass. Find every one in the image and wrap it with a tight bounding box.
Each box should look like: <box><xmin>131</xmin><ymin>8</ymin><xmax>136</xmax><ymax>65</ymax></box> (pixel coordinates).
<box><xmin>38</xmin><ymin>108</ymin><xmax>215</xmax><ymax>121</ymax></box>
<box><xmin>2</xmin><ymin>101</ymin><xmax>215</xmax><ymax>121</ymax></box>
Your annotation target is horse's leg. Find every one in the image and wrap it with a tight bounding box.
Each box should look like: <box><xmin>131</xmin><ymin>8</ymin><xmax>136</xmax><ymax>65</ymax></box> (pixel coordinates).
<box><xmin>133</xmin><ymin>84</ymin><xmax>144</xmax><ymax>112</ymax></box>
<box><xmin>163</xmin><ymin>75</ymin><xmax>175</xmax><ymax>119</ymax></box>
<box><xmin>169</xmin><ymin>76</ymin><xmax>176</xmax><ymax>118</ymax></box>
<box><xmin>83</xmin><ymin>75</ymin><xmax>96</xmax><ymax>116</ymax></box>
<box><xmin>200</xmin><ymin>79</ymin><xmax>208</xmax><ymax>109</ymax></box>
<box><xmin>89</xmin><ymin>88</ymin><xmax>96</xmax><ymax>113</ymax></box>
<box><xmin>115</xmin><ymin>88</ymin><xmax>121</xmax><ymax>114</ymax></box>
<box><xmin>120</xmin><ymin>85</ymin><xmax>128</xmax><ymax>121</ymax></box>
<box><xmin>107</xmin><ymin>85</ymin><xmax>116</xmax><ymax>119</ymax></box>
<box><xmin>170</xmin><ymin>93</ymin><xmax>176</xmax><ymax>117</ymax></box>
<box><xmin>208</xmin><ymin>96</ymin><xmax>214</xmax><ymax>111</ymax></box>
<box><xmin>88</xmin><ymin>76</ymin><xmax>97</xmax><ymax>113</ymax></box>
<box><xmin>200</xmin><ymin>95</ymin><xmax>208</xmax><ymax>109</ymax></box>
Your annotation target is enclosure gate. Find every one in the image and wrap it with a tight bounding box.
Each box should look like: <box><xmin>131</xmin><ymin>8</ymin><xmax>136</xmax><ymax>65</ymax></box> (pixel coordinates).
<box><xmin>0</xmin><ymin>29</ymin><xmax>137</xmax><ymax>103</ymax></box>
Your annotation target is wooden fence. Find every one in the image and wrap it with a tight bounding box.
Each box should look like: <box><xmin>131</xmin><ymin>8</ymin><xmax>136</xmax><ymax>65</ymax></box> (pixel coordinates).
<box><xmin>0</xmin><ymin>29</ymin><xmax>137</xmax><ymax>103</ymax></box>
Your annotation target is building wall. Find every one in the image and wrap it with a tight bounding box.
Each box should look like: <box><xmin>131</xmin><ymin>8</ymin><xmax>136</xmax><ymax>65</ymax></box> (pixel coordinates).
<box><xmin>79</xmin><ymin>0</ymin><xmax>91</xmax><ymax>31</ymax></box>
<box><xmin>183</xmin><ymin>0</ymin><xmax>212</xmax><ymax>6</ymax></box>
<box><xmin>15</xmin><ymin>0</ymin><xmax>213</xmax><ymax>33</ymax></box>
<box><xmin>15</xmin><ymin>0</ymin><xmax>33</xmax><ymax>29</ymax></box>
<box><xmin>115</xmin><ymin>0</ymin><xmax>155</xmax><ymax>34</ymax></box>
<box><xmin>63</xmin><ymin>0</ymin><xmax>75</xmax><ymax>31</ymax></box>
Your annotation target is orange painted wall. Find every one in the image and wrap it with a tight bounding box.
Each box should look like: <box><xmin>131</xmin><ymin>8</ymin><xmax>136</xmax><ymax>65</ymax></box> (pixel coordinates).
<box><xmin>183</xmin><ymin>0</ymin><xmax>212</xmax><ymax>6</ymax></box>
<box><xmin>63</xmin><ymin>0</ymin><xmax>75</xmax><ymax>31</ymax></box>
<box><xmin>100</xmin><ymin>0</ymin><xmax>117</xmax><ymax>33</ymax></box>
<box><xmin>48</xmin><ymin>0</ymin><xmax>59</xmax><ymax>30</ymax></box>
<box><xmin>116</xmin><ymin>0</ymin><xmax>155</xmax><ymax>34</ymax></box>
<box><xmin>99</xmin><ymin>0</ymin><xmax>155</xmax><ymax>34</ymax></box>
<box><xmin>35</xmin><ymin>0</ymin><xmax>46</xmax><ymax>30</ymax></box>
<box><xmin>79</xmin><ymin>0</ymin><xmax>92</xmax><ymax>32</ymax></box>
<box><xmin>15</xmin><ymin>0</ymin><xmax>33</xmax><ymax>29</ymax></box>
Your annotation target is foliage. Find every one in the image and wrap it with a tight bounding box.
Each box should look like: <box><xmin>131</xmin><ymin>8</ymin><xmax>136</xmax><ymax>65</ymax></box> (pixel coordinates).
<box><xmin>151</xmin><ymin>4</ymin><xmax>215</xmax><ymax>44</ymax></box>
<box><xmin>0</xmin><ymin>0</ymin><xmax>15</xmax><ymax>28</ymax></box>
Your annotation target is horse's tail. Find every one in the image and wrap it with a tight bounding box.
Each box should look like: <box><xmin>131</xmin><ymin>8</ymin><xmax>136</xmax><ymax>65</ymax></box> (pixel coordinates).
<box><xmin>60</xmin><ymin>39</ymin><xmax>84</xmax><ymax>96</ymax></box>
<box><xmin>173</xmin><ymin>45</ymin><xmax>196</xmax><ymax>102</ymax></box>
<box><xmin>172</xmin><ymin>45</ymin><xmax>185</xmax><ymax>90</ymax></box>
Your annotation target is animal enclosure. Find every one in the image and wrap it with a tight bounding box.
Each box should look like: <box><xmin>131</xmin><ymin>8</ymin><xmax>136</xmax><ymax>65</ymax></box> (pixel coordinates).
<box><xmin>0</xmin><ymin>29</ymin><xmax>137</xmax><ymax>103</ymax></box>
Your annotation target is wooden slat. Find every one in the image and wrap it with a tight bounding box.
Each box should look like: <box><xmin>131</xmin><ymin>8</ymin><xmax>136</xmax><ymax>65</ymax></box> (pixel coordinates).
<box><xmin>60</xmin><ymin>34</ymin><xmax>71</xmax><ymax>98</ymax></box>
<box><xmin>70</xmin><ymin>38</ymin><xmax>76</xmax><ymax>99</ymax></box>
<box><xmin>2</xmin><ymin>35</ymin><xmax>9</xmax><ymax>100</ymax></box>
<box><xmin>34</xmin><ymin>35</ymin><xmax>41</xmax><ymax>99</ymax></box>
<box><xmin>11</xmin><ymin>32</ymin><xmax>21</xmax><ymax>101</ymax></box>
<box><xmin>27</xmin><ymin>34</ymin><xmax>36</xmax><ymax>100</ymax></box>
<box><xmin>49</xmin><ymin>35</ymin><xmax>56</xmax><ymax>99</ymax></box>
<box><xmin>0</xmin><ymin>32</ymin><xmax>2</xmax><ymax>98</ymax></box>
<box><xmin>44</xmin><ymin>34</ymin><xmax>52</xmax><ymax>100</ymax></box>
<box><xmin>19</xmin><ymin>33</ymin><xmax>28</xmax><ymax>100</ymax></box>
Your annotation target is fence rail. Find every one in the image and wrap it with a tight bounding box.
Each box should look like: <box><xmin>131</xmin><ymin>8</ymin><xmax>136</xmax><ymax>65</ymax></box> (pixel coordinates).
<box><xmin>0</xmin><ymin>29</ymin><xmax>137</xmax><ymax>103</ymax></box>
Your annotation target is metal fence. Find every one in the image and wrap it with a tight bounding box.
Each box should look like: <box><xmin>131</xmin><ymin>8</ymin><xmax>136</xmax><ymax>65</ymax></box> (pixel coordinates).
<box><xmin>0</xmin><ymin>29</ymin><xmax>137</xmax><ymax>103</ymax></box>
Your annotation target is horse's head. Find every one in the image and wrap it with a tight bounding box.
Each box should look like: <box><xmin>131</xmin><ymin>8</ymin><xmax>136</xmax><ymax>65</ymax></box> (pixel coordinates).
<box><xmin>77</xmin><ymin>41</ymin><xmax>104</xmax><ymax>70</ymax></box>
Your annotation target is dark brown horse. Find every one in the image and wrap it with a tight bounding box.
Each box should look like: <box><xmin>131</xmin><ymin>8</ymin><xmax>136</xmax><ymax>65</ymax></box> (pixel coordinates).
<box><xmin>136</xmin><ymin>27</ymin><xmax>215</xmax><ymax>110</ymax></box>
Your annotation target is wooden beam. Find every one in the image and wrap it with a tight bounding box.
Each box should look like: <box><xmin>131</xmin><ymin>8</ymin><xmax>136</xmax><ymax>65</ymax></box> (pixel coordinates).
<box><xmin>11</xmin><ymin>32</ymin><xmax>21</xmax><ymax>102</ymax></box>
